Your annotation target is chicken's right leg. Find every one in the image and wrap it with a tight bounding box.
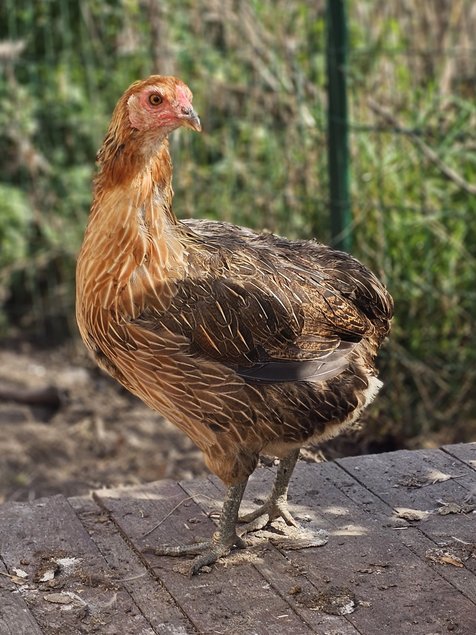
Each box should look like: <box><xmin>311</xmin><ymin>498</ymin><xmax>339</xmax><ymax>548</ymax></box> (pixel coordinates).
<box><xmin>144</xmin><ymin>479</ymin><xmax>248</xmax><ymax>575</ymax></box>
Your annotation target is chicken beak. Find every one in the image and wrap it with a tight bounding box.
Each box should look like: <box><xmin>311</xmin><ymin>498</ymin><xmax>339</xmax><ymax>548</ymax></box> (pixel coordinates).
<box><xmin>180</xmin><ymin>106</ymin><xmax>202</xmax><ymax>132</ymax></box>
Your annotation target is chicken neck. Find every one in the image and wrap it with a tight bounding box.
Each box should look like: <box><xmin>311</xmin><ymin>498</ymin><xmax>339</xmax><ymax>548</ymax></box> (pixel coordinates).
<box><xmin>77</xmin><ymin>138</ymin><xmax>188</xmax><ymax>321</ymax></box>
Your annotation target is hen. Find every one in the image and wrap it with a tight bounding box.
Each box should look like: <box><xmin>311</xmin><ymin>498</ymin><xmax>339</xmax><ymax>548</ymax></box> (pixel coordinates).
<box><xmin>76</xmin><ymin>75</ymin><xmax>393</xmax><ymax>574</ymax></box>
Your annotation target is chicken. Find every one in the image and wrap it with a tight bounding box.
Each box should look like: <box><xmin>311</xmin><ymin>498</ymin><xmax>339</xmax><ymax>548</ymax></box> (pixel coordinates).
<box><xmin>76</xmin><ymin>75</ymin><xmax>393</xmax><ymax>574</ymax></box>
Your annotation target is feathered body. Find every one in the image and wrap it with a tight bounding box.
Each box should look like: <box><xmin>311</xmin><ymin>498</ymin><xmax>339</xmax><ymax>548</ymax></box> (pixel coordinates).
<box><xmin>77</xmin><ymin>75</ymin><xmax>393</xmax><ymax>490</ymax></box>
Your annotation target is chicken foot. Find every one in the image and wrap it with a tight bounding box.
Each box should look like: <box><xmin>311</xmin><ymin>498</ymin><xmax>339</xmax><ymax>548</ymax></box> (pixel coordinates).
<box><xmin>238</xmin><ymin>449</ymin><xmax>328</xmax><ymax>550</ymax></box>
<box><xmin>239</xmin><ymin>449</ymin><xmax>300</xmax><ymax>531</ymax></box>
<box><xmin>145</xmin><ymin>480</ymin><xmax>248</xmax><ymax>575</ymax></box>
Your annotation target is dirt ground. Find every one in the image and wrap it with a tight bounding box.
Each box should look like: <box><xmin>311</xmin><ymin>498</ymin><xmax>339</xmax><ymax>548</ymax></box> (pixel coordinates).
<box><xmin>0</xmin><ymin>344</ymin><xmax>206</xmax><ymax>504</ymax></box>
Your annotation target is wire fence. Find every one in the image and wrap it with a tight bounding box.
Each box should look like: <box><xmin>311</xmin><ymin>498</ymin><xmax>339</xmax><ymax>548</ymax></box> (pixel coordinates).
<box><xmin>0</xmin><ymin>0</ymin><xmax>475</xmax><ymax>447</ymax></box>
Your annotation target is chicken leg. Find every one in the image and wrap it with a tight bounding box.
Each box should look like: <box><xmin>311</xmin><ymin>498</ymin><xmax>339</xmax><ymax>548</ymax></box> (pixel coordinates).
<box><xmin>239</xmin><ymin>448</ymin><xmax>300</xmax><ymax>530</ymax></box>
<box><xmin>145</xmin><ymin>480</ymin><xmax>248</xmax><ymax>575</ymax></box>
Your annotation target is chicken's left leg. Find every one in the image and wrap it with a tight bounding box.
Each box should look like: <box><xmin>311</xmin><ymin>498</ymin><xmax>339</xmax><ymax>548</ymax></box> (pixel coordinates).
<box><xmin>238</xmin><ymin>448</ymin><xmax>328</xmax><ymax>550</ymax></box>
<box><xmin>145</xmin><ymin>480</ymin><xmax>248</xmax><ymax>575</ymax></box>
<box><xmin>239</xmin><ymin>448</ymin><xmax>300</xmax><ymax>530</ymax></box>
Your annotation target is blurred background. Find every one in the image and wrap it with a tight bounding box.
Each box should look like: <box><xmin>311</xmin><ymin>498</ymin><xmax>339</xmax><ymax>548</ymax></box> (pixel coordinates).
<box><xmin>0</xmin><ymin>0</ymin><xmax>475</xmax><ymax>502</ymax></box>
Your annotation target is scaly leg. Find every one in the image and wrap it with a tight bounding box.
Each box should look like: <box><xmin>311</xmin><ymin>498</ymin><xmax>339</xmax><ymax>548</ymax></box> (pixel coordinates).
<box><xmin>239</xmin><ymin>448</ymin><xmax>300</xmax><ymax>530</ymax></box>
<box><xmin>145</xmin><ymin>480</ymin><xmax>248</xmax><ymax>575</ymax></box>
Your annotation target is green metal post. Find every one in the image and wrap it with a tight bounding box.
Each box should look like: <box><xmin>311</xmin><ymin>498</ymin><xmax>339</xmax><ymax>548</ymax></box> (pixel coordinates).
<box><xmin>326</xmin><ymin>0</ymin><xmax>352</xmax><ymax>252</ymax></box>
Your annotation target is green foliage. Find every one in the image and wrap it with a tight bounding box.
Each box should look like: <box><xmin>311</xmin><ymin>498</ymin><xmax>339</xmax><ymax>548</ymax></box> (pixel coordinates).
<box><xmin>0</xmin><ymin>0</ymin><xmax>475</xmax><ymax>446</ymax></box>
<box><xmin>0</xmin><ymin>185</ymin><xmax>32</xmax><ymax>267</ymax></box>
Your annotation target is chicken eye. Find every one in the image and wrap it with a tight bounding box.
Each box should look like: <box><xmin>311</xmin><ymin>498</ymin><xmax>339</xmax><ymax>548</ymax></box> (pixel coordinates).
<box><xmin>148</xmin><ymin>93</ymin><xmax>163</xmax><ymax>106</ymax></box>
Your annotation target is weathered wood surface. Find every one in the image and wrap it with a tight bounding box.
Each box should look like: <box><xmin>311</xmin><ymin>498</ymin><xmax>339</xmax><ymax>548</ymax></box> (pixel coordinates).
<box><xmin>0</xmin><ymin>443</ymin><xmax>475</xmax><ymax>635</ymax></box>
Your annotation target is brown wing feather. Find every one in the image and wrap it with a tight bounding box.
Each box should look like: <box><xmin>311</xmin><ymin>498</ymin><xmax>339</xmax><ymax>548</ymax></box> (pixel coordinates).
<box><xmin>133</xmin><ymin>219</ymin><xmax>393</xmax><ymax>384</ymax></box>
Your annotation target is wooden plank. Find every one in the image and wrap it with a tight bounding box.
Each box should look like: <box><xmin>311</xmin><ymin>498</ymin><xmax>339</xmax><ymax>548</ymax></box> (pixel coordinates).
<box><xmin>336</xmin><ymin>449</ymin><xmax>476</xmax><ymax>568</ymax></box>
<box><xmin>69</xmin><ymin>495</ymin><xmax>197</xmax><ymax>635</ymax></box>
<box><xmin>1</xmin><ymin>446</ymin><xmax>474</xmax><ymax>635</ymax></box>
<box><xmin>183</xmin><ymin>460</ymin><xmax>476</xmax><ymax>635</ymax></box>
<box><xmin>331</xmin><ymin>452</ymin><xmax>476</xmax><ymax>612</ymax></box>
<box><xmin>284</xmin><ymin>461</ymin><xmax>476</xmax><ymax>635</ymax></box>
<box><xmin>0</xmin><ymin>561</ymin><xmax>43</xmax><ymax>635</ymax></box>
<box><xmin>181</xmin><ymin>470</ymin><xmax>360</xmax><ymax>635</ymax></box>
<box><xmin>0</xmin><ymin>495</ymin><xmax>158</xmax><ymax>635</ymax></box>
<box><xmin>94</xmin><ymin>479</ymin><xmax>316</xmax><ymax>635</ymax></box>
<box><xmin>336</xmin><ymin>447</ymin><xmax>476</xmax><ymax>548</ymax></box>
<box><xmin>338</xmin><ymin>447</ymin><xmax>475</xmax><ymax>499</ymax></box>
<box><xmin>443</xmin><ymin>442</ymin><xmax>476</xmax><ymax>472</ymax></box>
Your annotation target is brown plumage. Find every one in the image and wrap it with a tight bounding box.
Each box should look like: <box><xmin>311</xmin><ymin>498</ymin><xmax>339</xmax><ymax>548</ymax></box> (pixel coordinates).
<box><xmin>76</xmin><ymin>75</ymin><xmax>393</xmax><ymax>573</ymax></box>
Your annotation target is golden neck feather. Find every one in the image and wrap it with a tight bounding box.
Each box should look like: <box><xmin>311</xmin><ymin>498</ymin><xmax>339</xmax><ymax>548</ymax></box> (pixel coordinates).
<box><xmin>77</xmin><ymin>133</ymin><xmax>186</xmax><ymax>321</ymax></box>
